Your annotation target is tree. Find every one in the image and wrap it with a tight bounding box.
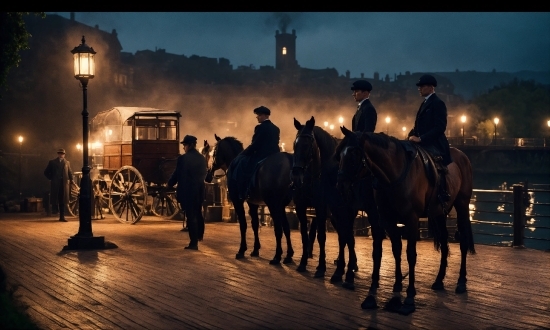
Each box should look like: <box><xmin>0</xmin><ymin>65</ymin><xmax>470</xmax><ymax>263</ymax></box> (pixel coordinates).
<box><xmin>471</xmin><ymin>79</ymin><xmax>550</xmax><ymax>138</ymax></box>
<box><xmin>0</xmin><ymin>12</ymin><xmax>45</xmax><ymax>94</ymax></box>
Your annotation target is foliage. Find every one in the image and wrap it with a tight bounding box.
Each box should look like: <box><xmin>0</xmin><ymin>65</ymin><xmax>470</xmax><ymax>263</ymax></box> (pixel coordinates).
<box><xmin>0</xmin><ymin>266</ymin><xmax>40</xmax><ymax>329</ymax></box>
<box><xmin>470</xmin><ymin>79</ymin><xmax>550</xmax><ymax>138</ymax></box>
<box><xmin>0</xmin><ymin>12</ymin><xmax>45</xmax><ymax>93</ymax></box>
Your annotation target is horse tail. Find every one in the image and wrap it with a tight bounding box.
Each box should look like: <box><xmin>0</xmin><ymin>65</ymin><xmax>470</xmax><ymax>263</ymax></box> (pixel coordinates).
<box><xmin>428</xmin><ymin>215</ymin><xmax>448</xmax><ymax>253</ymax></box>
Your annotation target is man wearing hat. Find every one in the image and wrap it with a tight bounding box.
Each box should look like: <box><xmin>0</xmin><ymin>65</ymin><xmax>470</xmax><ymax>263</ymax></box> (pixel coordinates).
<box><xmin>237</xmin><ymin>106</ymin><xmax>280</xmax><ymax>199</ymax></box>
<box><xmin>408</xmin><ymin>74</ymin><xmax>452</xmax><ymax>201</ymax></box>
<box><xmin>351</xmin><ymin>80</ymin><xmax>377</xmax><ymax>133</ymax></box>
<box><xmin>44</xmin><ymin>148</ymin><xmax>74</xmax><ymax>222</ymax></box>
<box><xmin>168</xmin><ymin>135</ymin><xmax>207</xmax><ymax>250</ymax></box>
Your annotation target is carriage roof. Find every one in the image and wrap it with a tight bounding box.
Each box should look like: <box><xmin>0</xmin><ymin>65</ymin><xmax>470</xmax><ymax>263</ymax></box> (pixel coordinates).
<box><xmin>91</xmin><ymin>107</ymin><xmax>181</xmax><ymax>128</ymax></box>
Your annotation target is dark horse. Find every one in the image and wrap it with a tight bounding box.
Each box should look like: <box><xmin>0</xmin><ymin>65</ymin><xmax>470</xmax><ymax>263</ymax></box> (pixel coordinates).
<box><xmin>211</xmin><ymin>134</ymin><xmax>295</xmax><ymax>264</ymax></box>
<box><xmin>335</xmin><ymin>127</ymin><xmax>476</xmax><ymax>315</ymax></box>
<box><xmin>291</xmin><ymin>117</ymin><xmax>360</xmax><ymax>287</ymax></box>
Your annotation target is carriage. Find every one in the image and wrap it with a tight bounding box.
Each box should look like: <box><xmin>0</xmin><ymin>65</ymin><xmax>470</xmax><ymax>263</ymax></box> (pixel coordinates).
<box><xmin>67</xmin><ymin>107</ymin><xmax>182</xmax><ymax>224</ymax></box>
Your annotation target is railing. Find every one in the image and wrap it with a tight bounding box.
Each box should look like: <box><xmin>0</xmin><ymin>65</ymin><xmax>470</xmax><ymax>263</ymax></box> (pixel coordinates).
<box><xmin>448</xmin><ymin>137</ymin><xmax>550</xmax><ymax>147</ymax></box>
<box><xmin>470</xmin><ymin>182</ymin><xmax>550</xmax><ymax>250</ymax></box>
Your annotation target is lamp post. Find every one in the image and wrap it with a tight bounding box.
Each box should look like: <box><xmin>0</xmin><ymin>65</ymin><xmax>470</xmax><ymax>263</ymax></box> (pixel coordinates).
<box><xmin>385</xmin><ymin>116</ymin><xmax>391</xmax><ymax>135</ymax></box>
<box><xmin>461</xmin><ymin>115</ymin><xmax>466</xmax><ymax>145</ymax></box>
<box><xmin>18</xmin><ymin>136</ymin><xmax>23</xmax><ymax>203</ymax></box>
<box><xmin>66</xmin><ymin>36</ymin><xmax>106</xmax><ymax>250</ymax></box>
<box><xmin>493</xmin><ymin>117</ymin><xmax>499</xmax><ymax>145</ymax></box>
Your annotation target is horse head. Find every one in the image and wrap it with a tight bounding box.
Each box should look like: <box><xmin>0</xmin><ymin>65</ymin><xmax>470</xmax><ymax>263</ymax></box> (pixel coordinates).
<box><xmin>335</xmin><ymin>126</ymin><xmax>371</xmax><ymax>199</ymax></box>
<box><xmin>212</xmin><ymin>134</ymin><xmax>244</xmax><ymax>173</ymax></box>
<box><xmin>291</xmin><ymin>116</ymin><xmax>320</xmax><ymax>188</ymax></box>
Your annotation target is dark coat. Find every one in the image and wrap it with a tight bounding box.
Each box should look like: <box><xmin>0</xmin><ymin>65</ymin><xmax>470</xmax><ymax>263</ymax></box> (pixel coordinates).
<box><xmin>241</xmin><ymin>119</ymin><xmax>280</xmax><ymax>163</ymax></box>
<box><xmin>167</xmin><ymin>148</ymin><xmax>207</xmax><ymax>211</ymax></box>
<box><xmin>44</xmin><ymin>158</ymin><xmax>73</xmax><ymax>205</ymax></box>
<box><xmin>408</xmin><ymin>93</ymin><xmax>452</xmax><ymax>165</ymax></box>
<box><xmin>352</xmin><ymin>99</ymin><xmax>377</xmax><ymax>133</ymax></box>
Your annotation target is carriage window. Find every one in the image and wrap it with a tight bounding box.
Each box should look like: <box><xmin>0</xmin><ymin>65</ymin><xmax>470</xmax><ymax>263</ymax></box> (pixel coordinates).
<box><xmin>159</xmin><ymin>120</ymin><xmax>177</xmax><ymax>140</ymax></box>
<box><xmin>135</xmin><ymin>119</ymin><xmax>157</xmax><ymax>140</ymax></box>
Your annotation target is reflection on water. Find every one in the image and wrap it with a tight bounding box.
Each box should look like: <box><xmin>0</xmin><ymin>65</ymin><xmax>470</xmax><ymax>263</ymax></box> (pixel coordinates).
<box><xmin>469</xmin><ymin>173</ymin><xmax>550</xmax><ymax>251</ymax></box>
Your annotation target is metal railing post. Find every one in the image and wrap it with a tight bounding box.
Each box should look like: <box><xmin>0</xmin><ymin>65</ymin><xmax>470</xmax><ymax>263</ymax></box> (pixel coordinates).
<box><xmin>512</xmin><ymin>184</ymin><xmax>525</xmax><ymax>247</ymax></box>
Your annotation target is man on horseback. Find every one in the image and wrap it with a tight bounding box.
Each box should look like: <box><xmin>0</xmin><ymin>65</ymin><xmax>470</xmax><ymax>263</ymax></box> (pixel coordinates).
<box><xmin>408</xmin><ymin>74</ymin><xmax>452</xmax><ymax>203</ymax></box>
<box><xmin>236</xmin><ymin>106</ymin><xmax>280</xmax><ymax>199</ymax></box>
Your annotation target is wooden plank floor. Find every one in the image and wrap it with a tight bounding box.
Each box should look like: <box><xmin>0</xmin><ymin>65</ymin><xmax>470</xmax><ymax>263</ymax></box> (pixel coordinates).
<box><xmin>0</xmin><ymin>212</ymin><xmax>549</xmax><ymax>330</ymax></box>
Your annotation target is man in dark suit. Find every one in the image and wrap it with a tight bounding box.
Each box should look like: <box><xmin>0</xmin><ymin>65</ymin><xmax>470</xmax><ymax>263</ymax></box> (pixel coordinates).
<box><xmin>408</xmin><ymin>74</ymin><xmax>452</xmax><ymax>201</ymax></box>
<box><xmin>168</xmin><ymin>135</ymin><xmax>207</xmax><ymax>250</ymax></box>
<box><xmin>351</xmin><ymin>80</ymin><xmax>377</xmax><ymax>133</ymax></box>
<box><xmin>237</xmin><ymin>106</ymin><xmax>280</xmax><ymax>199</ymax></box>
<box><xmin>43</xmin><ymin>148</ymin><xmax>73</xmax><ymax>222</ymax></box>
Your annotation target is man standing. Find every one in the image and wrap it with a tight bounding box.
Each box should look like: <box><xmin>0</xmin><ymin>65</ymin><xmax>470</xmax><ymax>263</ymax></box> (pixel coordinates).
<box><xmin>168</xmin><ymin>135</ymin><xmax>207</xmax><ymax>250</ymax></box>
<box><xmin>351</xmin><ymin>80</ymin><xmax>377</xmax><ymax>133</ymax></box>
<box><xmin>44</xmin><ymin>148</ymin><xmax>73</xmax><ymax>222</ymax></box>
<box><xmin>408</xmin><ymin>74</ymin><xmax>452</xmax><ymax>201</ymax></box>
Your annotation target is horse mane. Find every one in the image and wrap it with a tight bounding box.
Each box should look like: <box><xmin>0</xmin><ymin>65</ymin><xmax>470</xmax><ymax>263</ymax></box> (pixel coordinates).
<box><xmin>334</xmin><ymin>131</ymin><xmax>362</xmax><ymax>162</ymax></box>
<box><xmin>311</xmin><ymin>126</ymin><xmax>339</xmax><ymax>162</ymax></box>
<box><xmin>218</xmin><ymin>136</ymin><xmax>244</xmax><ymax>154</ymax></box>
<box><xmin>362</xmin><ymin>132</ymin><xmax>402</xmax><ymax>153</ymax></box>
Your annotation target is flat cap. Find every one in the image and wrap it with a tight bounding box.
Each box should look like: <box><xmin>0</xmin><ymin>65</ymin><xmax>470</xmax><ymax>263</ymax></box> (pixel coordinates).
<box><xmin>416</xmin><ymin>74</ymin><xmax>437</xmax><ymax>87</ymax></box>
<box><xmin>350</xmin><ymin>80</ymin><xmax>372</xmax><ymax>92</ymax></box>
<box><xmin>181</xmin><ymin>135</ymin><xmax>198</xmax><ymax>145</ymax></box>
<box><xmin>253</xmin><ymin>106</ymin><xmax>271</xmax><ymax>115</ymax></box>
<box><xmin>57</xmin><ymin>148</ymin><xmax>66</xmax><ymax>154</ymax></box>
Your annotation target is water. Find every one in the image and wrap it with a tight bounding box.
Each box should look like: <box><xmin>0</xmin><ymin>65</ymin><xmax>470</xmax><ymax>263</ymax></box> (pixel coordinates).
<box><xmin>470</xmin><ymin>173</ymin><xmax>550</xmax><ymax>251</ymax></box>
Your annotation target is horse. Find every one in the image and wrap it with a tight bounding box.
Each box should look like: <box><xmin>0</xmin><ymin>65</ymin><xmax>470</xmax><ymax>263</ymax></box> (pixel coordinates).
<box><xmin>291</xmin><ymin>117</ymin><xmax>360</xmax><ymax>287</ymax></box>
<box><xmin>335</xmin><ymin>126</ymin><xmax>476</xmax><ymax>315</ymax></box>
<box><xmin>210</xmin><ymin>134</ymin><xmax>295</xmax><ymax>264</ymax></box>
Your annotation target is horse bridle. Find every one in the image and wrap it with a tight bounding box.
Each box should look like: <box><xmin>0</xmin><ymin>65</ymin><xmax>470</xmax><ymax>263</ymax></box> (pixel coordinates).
<box><xmin>292</xmin><ymin>132</ymin><xmax>319</xmax><ymax>179</ymax></box>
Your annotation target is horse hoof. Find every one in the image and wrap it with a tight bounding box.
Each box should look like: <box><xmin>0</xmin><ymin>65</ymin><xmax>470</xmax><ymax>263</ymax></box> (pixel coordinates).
<box><xmin>342</xmin><ymin>281</ymin><xmax>355</xmax><ymax>290</ymax></box>
<box><xmin>330</xmin><ymin>275</ymin><xmax>342</xmax><ymax>283</ymax></box>
<box><xmin>283</xmin><ymin>257</ymin><xmax>293</xmax><ymax>264</ymax></box>
<box><xmin>353</xmin><ymin>265</ymin><xmax>359</xmax><ymax>272</ymax></box>
<box><xmin>431</xmin><ymin>281</ymin><xmax>445</xmax><ymax>291</ymax></box>
<box><xmin>269</xmin><ymin>258</ymin><xmax>281</xmax><ymax>265</ymax></box>
<box><xmin>384</xmin><ymin>296</ymin><xmax>402</xmax><ymax>313</ymax></box>
<box><xmin>250</xmin><ymin>250</ymin><xmax>259</xmax><ymax>257</ymax></box>
<box><xmin>455</xmin><ymin>283</ymin><xmax>467</xmax><ymax>294</ymax></box>
<box><xmin>314</xmin><ymin>269</ymin><xmax>325</xmax><ymax>278</ymax></box>
<box><xmin>361</xmin><ymin>295</ymin><xmax>378</xmax><ymax>309</ymax></box>
<box><xmin>297</xmin><ymin>264</ymin><xmax>307</xmax><ymax>272</ymax></box>
<box><xmin>398</xmin><ymin>297</ymin><xmax>415</xmax><ymax>315</ymax></box>
<box><xmin>235</xmin><ymin>253</ymin><xmax>245</xmax><ymax>259</ymax></box>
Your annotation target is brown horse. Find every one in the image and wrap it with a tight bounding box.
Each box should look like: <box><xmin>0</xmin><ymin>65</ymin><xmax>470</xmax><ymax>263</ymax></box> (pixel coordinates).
<box><xmin>210</xmin><ymin>134</ymin><xmax>295</xmax><ymax>264</ymax></box>
<box><xmin>335</xmin><ymin>126</ymin><xmax>476</xmax><ymax>315</ymax></box>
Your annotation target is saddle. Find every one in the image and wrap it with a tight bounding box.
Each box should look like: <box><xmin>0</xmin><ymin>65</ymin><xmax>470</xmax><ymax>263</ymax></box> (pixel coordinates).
<box><xmin>230</xmin><ymin>155</ymin><xmax>268</xmax><ymax>200</ymax></box>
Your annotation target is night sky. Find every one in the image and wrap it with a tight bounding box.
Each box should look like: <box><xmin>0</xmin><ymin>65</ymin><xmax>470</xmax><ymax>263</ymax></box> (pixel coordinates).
<box><xmin>48</xmin><ymin>12</ymin><xmax>550</xmax><ymax>79</ymax></box>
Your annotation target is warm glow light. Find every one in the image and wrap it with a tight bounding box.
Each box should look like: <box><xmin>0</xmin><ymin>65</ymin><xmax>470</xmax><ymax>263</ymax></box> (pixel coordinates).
<box><xmin>402</xmin><ymin>127</ymin><xmax>406</xmax><ymax>132</ymax></box>
<box><xmin>338</xmin><ymin>116</ymin><xmax>344</xmax><ymax>124</ymax></box>
<box><xmin>494</xmin><ymin>117</ymin><xmax>499</xmax><ymax>125</ymax></box>
<box><xmin>329</xmin><ymin>124</ymin><xmax>334</xmax><ymax>130</ymax></box>
<box><xmin>71</xmin><ymin>36</ymin><xmax>96</xmax><ymax>80</ymax></box>
<box><xmin>385</xmin><ymin>116</ymin><xmax>391</xmax><ymax>124</ymax></box>
<box><xmin>18</xmin><ymin>136</ymin><xmax>23</xmax><ymax>143</ymax></box>
<box><xmin>324</xmin><ymin>121</ymin><xmax>328</xmax><ymax>127</ymax></box>
<box><xmin>282</xmin><ymin>47</ymin><xmax>287</xmax><ymax>55</ymax></box>
<box><xmin>108</xmin><ymin>129</ymin><xmax>112</xmax><ymax>135</ymax></box>
<box><xmin>547</xmin><ymin>120</ymin><xmax>550</xmax><ymax>127</ymax></box>
<box><xmin>461</xmin><ymin>115</ymin><xmax>466</xmax><ymax>123</ymax></box>
<box><xmin>76</xmin><ymin>143</ymin><xmax>81</xmax><ymax>151</ymax></box>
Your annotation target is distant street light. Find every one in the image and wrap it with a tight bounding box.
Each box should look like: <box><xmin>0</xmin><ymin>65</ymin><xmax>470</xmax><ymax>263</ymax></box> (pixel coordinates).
<box><xmin>385</xmin><ymin>116</ymin><xmax>391</xmax><ymax>135</ymax></box>
<box><xmin>338</xmin><ymin>116</ymin><xmax>344</xmax><ymax>125</ymax></box>
<box><xmin>324</xmin><ymin>121</ymin><xmax>328</xmax><ymax>129</ymax></box>
<box><xmin>493</xmin><ymin>117</ymin><xmax>499</xmax><ymax>145</ymax></box>
<box><xmin>18</xmin><ymin>135</ymin><xmax>23</xmax><ymax>203</ymax></box>
<box><xmin>67</xmin><ymin>36</ymin><xmax>106</xmax><ymax>250</ymax></box>
<box><xmin>329</xmin><ymin>124</ymin><xmax>334</xmax><ymax>132</ymax></box>
<box><xmin>461</xmin><ymin>115</ymin><xmax>467</xmax><ymax>145</ymax></box>
<box><xmin>402</xmin><ymin>126</ymin><xmax>407</xmax><ymax>139</ymax></box>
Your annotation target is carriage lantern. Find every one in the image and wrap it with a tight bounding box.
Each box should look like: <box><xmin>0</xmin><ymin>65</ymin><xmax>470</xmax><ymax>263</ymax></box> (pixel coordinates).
<box><xmin>66</xmin><ymin>36</ymin><xmax>107</xmax><ymax>250</ymax></box>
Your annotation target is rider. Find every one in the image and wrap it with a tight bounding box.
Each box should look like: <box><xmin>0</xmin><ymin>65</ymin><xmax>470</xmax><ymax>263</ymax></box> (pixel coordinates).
<box><xmin>238</xmin><ymin>106</ymin><xmax>280</xmax><ymax>199</ymax></box>
<box><xmin>408</xmin><ymin>74</ymin><xmax>452</xmax><ymax>202</ymax></box>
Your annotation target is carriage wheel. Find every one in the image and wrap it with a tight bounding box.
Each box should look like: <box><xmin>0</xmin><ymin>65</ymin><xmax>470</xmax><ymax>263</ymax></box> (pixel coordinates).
<box><xmin>150</xmin><ymin>185</ymin><xmax>180</xmax><ymax>219</ymax></box>
<box><xmin>109</xmin><ymin>166</ymin><xmax>147</xmax><ymax>224</ymax></box>
<box><xmin>92</xmin><ymin>179</ymin><xmax>110</xmax><ymax>219</ymax></box>
<box><xmin>67</xmin><ymin>181</ymin><xmax>80</xmax><ymax>217</ymax></box>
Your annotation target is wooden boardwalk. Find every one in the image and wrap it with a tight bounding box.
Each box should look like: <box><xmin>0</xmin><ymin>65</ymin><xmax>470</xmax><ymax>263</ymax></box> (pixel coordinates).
<box><xmin>0</xmin><ymin>212</ymin><xmax>549</xmax><ymax>330</ymax></box>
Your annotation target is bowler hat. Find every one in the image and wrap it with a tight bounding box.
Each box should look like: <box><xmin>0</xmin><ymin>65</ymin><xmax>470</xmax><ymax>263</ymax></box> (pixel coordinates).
<box><xmin>350</xmin><ymin>80</ymin><xmax>372</xmax><ymax>92</ymax></box>
<box><xmin>181</xmin><ymin>135</ymin><xmax>198</xmax><ymax>145</ymax></box>
<box><xmin>57</xmin><ymin>148</ymin><xmax>66</xmax><ymax>154</ymax></box>
<box><xmin>416</xmin><ymin>74</ymin><xmax>437</xmax><ymax>87</ymax></box>
<box><xmin>253</xmin><ymin>106</ymin><xmax>271</xmax><ymax>115</ymax></box>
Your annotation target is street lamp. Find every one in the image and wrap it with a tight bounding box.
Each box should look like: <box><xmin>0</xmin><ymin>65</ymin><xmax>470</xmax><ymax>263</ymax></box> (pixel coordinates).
<box><xmin>324</xmin><ymin>121</ymin><xmax>328</xmax><ymax>129</ymax></box>
<box><xmin>461</xmin><ymin>115</ymin><xmax>466</xmax><ymax>145</ymax></box>
<box><xmin>402</xmin><ymin>126</ymin><xmax>407</xmax><ymax>139</ymax></box>
<box><xmin>493</xmin><ymin>117</ymin><xmax>499</xmax><ymax>145</ymax></box>
<box><xmin>385</xmin><ymin>116</ymin><xmax>391</xmax><ymax>135</ymax></box>
<box><xmin>18</xmin><ymin>136</ymin><xmax>23</xmax><ymax>203</ymax></box>
<box><xmin>66</xmin><ymin>36</ymin><xmax>106</xmax><ymax>250</ymax></box>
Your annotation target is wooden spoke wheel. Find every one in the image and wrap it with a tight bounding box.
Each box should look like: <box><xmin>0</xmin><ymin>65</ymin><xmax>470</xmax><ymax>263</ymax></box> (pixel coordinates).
<box><xmin>67</xmin><ymin>181</ymin><xmax>80</xmax><ymax>217</ymax></box>
<box><xmin>92</xmin><ymin>179</ymin><xmax>110</xmax><ymax>219</ymax></box>
<box><xmin>150</xmin><ymin>185</ymin><xmax>180</xmax><ymax>219</ymax></box>
<box><xmin>109</xmin><ymin>166</ymin><xmax>147</xmax><ymax>224</ymax></box>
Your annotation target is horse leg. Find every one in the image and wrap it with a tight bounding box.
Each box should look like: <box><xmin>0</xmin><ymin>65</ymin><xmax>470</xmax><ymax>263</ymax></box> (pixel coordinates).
<box><xmin>314</xmin><ymin>207</ymin><xmax>328</xmax><ymax>278</ymax></box>
<box><xmin>361</xmin><ymin>221</ymin><xmax>385</xmax><ymax>309</ymax></box>
<box><xmin>280</xmin><ymin>208</ymin><xmax>294</xmax><ymax>264</ymax></box>
<box><xmin>384</xmin><ymin>224</ymin><xmax>404</xmax><ymax>313</ymax></box>
<box><xmin>399</xmin><ymin>224</ymin><xmax>418</xmax><ymax>316</ymax></box>
<box><xmin>431</xmin><ymin>214</ymin><xmax>449</xmax><ymax>290</ymax></box>
<box><xmin>234</xmin><ymin>200</ymin><xmax>248</xmax><ymax>259</ymax></box>
<box><xmin>308</xmin><ymin>216</ymin><xmax>318</xmax><ymax>259</ymax></box>
<box><xmin>248</xmin><ymin>203</ymin><xmax>261</xmax><ymax>257</ymax></box>
<box><xmin>295</xmin><ymin>203</ymin><xmax>309</xmax><ymax>272</ymax></box>
<box><xmin>455</xmin><ymin>197</ymin><xmax>476</xmax><ymax>293</ymax></box>
<box><xmin>330</xmin><ymin>217</ymin><xmax>346</xmax><ymax>283</ymax></box>
<box><xmin>343</xmin><ymin>209</ymin><xmax>358</xmax><ymax>290</ymax></box>
<box><xmin>269</xmin><ymin>206</ymin><xmax>284</xmax><ymax>265</ymax></box>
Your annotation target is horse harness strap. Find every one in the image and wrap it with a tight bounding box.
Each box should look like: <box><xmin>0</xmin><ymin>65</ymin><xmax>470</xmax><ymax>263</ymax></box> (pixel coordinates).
<box><xmin>292</xmin><ymin>133</ymin><xmax>321</xmax><ymax>181</ymax></box>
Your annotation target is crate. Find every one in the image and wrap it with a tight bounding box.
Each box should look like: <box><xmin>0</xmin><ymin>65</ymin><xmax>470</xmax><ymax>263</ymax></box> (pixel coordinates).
<box><xmin>24</xmin><ymin>198</ymin><xmax>43</xmax><ymax>213</ymax></box>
